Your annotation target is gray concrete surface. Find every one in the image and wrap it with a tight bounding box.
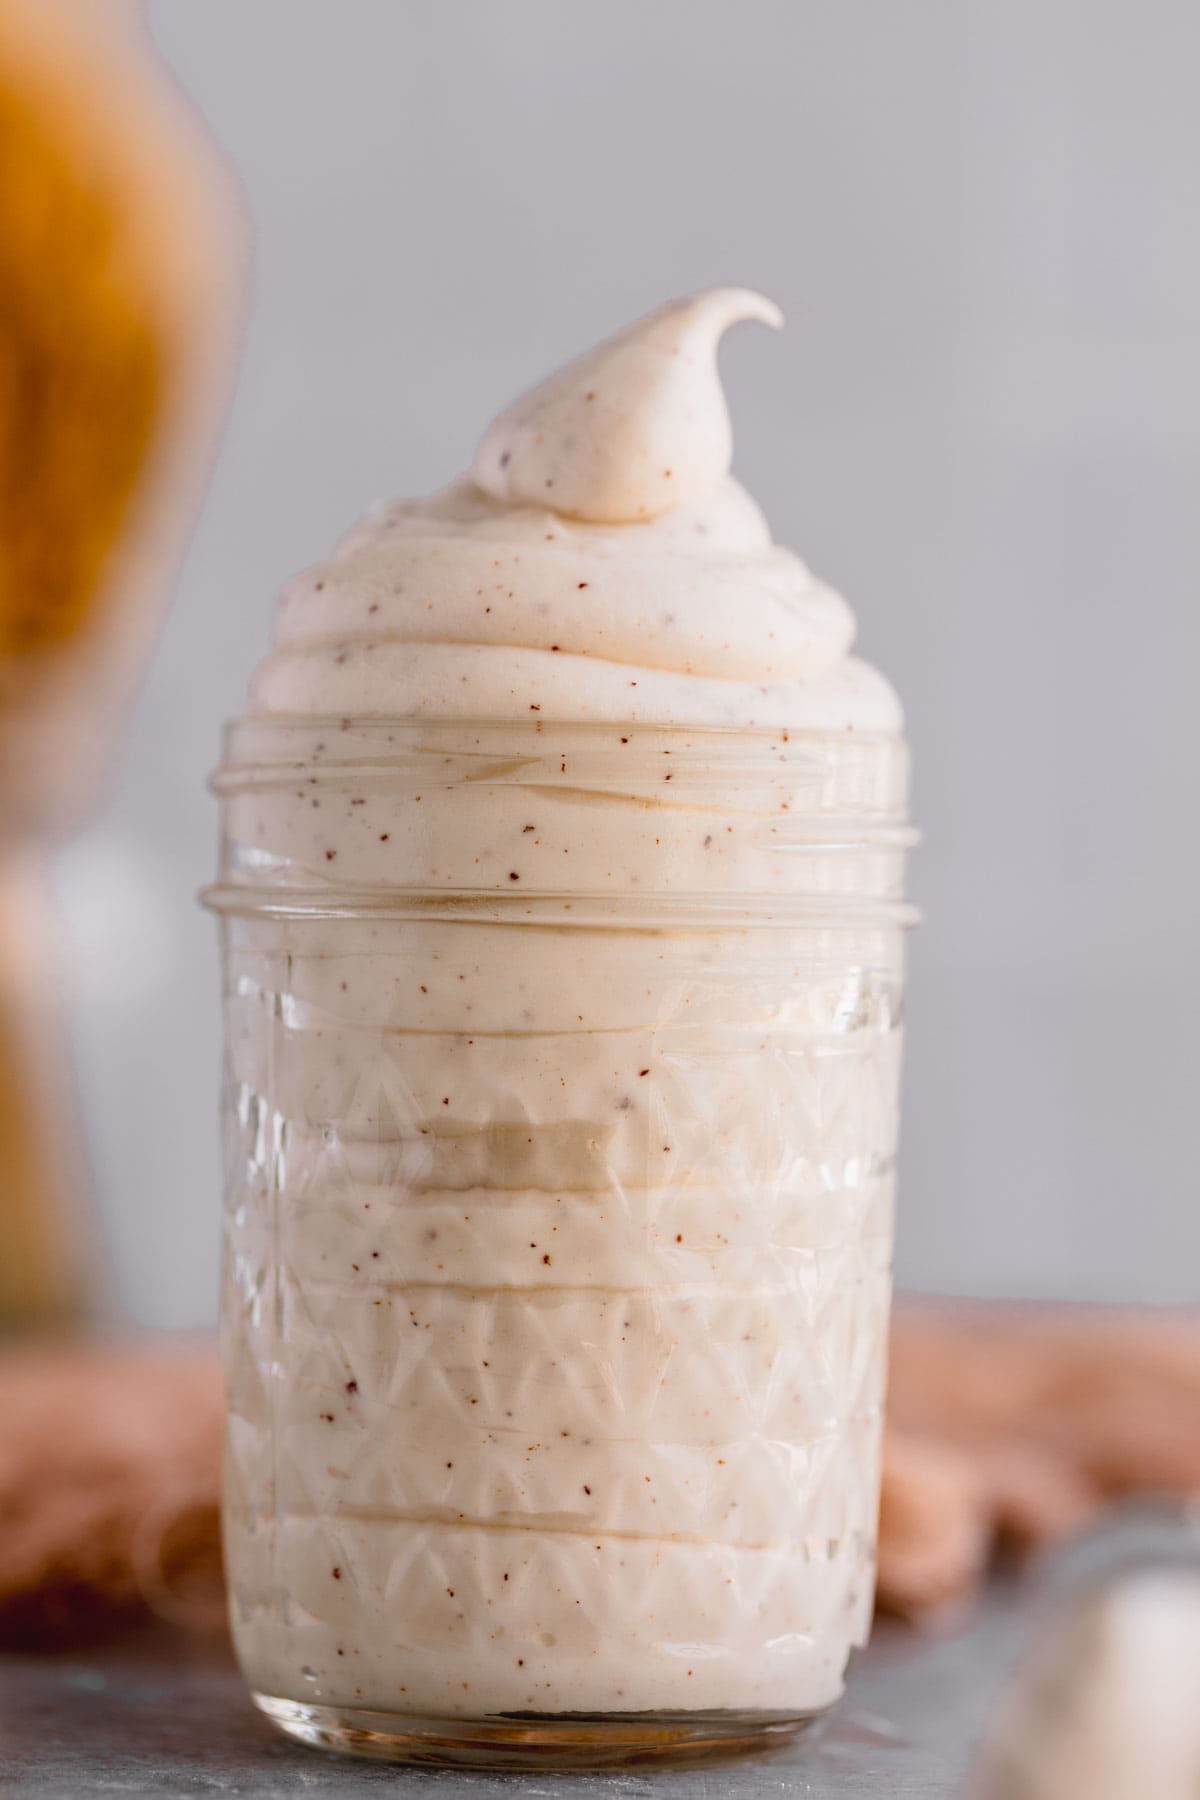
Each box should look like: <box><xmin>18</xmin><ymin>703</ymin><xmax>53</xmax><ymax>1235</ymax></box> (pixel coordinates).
<box><xmin>0</xmin><ymin>1597</ymin><xmax>1022</xmax><ymax>1797</ymax></box>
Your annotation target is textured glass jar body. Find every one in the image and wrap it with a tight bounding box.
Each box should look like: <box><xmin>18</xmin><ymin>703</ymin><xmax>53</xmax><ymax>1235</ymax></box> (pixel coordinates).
<box><xmin>207</xmin><ymin>719</ymin><xmax>913</xmax><ymax>1768</ymax></box>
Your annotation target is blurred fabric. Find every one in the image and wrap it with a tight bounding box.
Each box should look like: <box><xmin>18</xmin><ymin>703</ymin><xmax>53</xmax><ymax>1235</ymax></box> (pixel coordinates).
<box><xmin>3</xmin><ymin>1307</ymin><xmax>1198</xmax><ymax>1648</ymax></box>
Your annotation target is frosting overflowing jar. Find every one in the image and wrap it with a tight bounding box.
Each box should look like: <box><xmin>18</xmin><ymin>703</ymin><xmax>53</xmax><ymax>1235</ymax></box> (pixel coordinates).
<box><xmin>207</xmin><ymin>291</ymin><xmax>914</xmax><ymax>1769</ymax></box>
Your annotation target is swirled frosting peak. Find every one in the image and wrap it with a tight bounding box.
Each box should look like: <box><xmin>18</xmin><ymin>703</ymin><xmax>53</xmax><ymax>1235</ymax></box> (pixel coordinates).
<box><xmin>248</xmin><ymin>290</ymin><xmax>902</xmax><ymax>733</ymax></box>
<box><xmin>472</xmin><ymin>288</ymin><xmax>782</xmax><ymax>523</ymax></box>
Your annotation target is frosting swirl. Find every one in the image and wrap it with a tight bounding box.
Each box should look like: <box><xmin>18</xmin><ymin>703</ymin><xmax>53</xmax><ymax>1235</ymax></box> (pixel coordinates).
<box><xmin>473</xmin><ymin>287</ymin><xmax>781</xmax><ymax>521</ymax></box>
<box><xmin>248</xmin><ymin>289</ymin><xmax>900</xmax><ymax>733</ymax></box>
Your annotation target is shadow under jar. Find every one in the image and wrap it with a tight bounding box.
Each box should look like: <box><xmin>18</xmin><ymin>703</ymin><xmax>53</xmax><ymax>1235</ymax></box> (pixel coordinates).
<box><xmin>204</xmin><ymin>716</ymin><xmax>915</xmax><ymax>1770</ymax></box>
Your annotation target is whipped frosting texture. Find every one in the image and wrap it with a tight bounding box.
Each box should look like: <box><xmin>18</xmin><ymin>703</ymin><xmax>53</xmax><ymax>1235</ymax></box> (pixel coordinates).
<box><xmin>218</xmin><ymin>292</ymin><xmax>911</xmax><ymax>1728</ymax></box>
<box><xmin>248</xmin><ymin>289</ymin><xmax>900</xmax><ymax>732</ymax></box>
<box><xmin>473</xmin><ymin>287</ymin><xmax>781</xmax><ymax>521</ymax></box>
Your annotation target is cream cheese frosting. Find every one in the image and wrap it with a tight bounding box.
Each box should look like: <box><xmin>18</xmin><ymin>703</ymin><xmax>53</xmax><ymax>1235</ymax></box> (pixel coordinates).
<box><xmin>219</xmin><ymin>292</ymin><xmax>909</xmax><ymax>1733</ymax></box>
<box><xmin>247</xmin><ymin>289</ymin><xmax>900</xmax><ymax>733</ymax></box>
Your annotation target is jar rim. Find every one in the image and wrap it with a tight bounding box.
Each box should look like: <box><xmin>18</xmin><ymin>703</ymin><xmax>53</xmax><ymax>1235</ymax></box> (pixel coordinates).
<box><xmin>206</xmin><ymin>714</ymin><xmax>915</xmax><ymax>925</ymax></box>
<box><xmin>201</xmin><ymin>881</ymin><xmax>920</xmax><ymax>928</ymax></box>
<box><xmin>211</xmin><ymin>713</ymin><xmax>909</xmax><ymax>791</ymax></box>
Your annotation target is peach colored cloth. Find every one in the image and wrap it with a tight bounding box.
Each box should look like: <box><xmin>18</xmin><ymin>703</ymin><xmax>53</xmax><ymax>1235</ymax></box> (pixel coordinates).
<box><xmin>0</xmin><ymin>1340</ymin><xmax>222</xmax><ymax>1645</ymax></box>
<box><xmin>2</xmin><ymin>1309</ymin><xmax>1197</xmax><ymax>1645</ymax></box>
<box><xmin>881</xmin><ymin>1307</ymin><xmax>1200</xmax><ymax>1616</ymax></box>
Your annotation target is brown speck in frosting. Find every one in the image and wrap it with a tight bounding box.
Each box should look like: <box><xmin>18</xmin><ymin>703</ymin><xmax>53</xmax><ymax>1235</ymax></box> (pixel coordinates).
<box><xmin>509</xmin><ymin>870</ymin><xmax>520</xmax><ymax>881</ymax></box>
<box><xmin>332</xmin><ymin>1566</ymin><xmax>341</xmax><ymax>1579</ymax></box>
<box><xmin>367</xmin><ymin>602</ymin><xmax>379</xmax><ymax>614</ymax></box>
<box><xmin>499</xmin><ymin>450</ymin><xmax>511</xmax><ymax>467</ymax></box>
<box><xmin>325</xmin><ymin>850</ymin><xmax>336</xmax><ymax>861</ymax></box>
<box><xmin>379</xmin><ymin>833</ymin><xmax>389</xmax><ymax>841</ymax></box>
<box><xmin>639</xmin><ymin>1068</ymin><xmax>650</xmax><ymax>1077</ymax></box>
<box><xmin>345</xmin><ymin>1380</ymin><xmax>358</xmax><ymax>1394</ymax></box>
<box><xmin>577</xmin><ymin>581</ymin><xmax>588</xmax><ymax>589</ymax></box>
<box><xmin>523</xmin><ymin>824</ymin><xmax>535</xmax><ymax>832</ymax></box>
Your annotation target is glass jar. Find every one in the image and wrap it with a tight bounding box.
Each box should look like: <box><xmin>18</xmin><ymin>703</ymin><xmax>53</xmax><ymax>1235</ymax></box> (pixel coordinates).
<box><xmin>205</xmin><ymin>716</ymin><xmax>914</xmax><ymax>1769</ymax></box>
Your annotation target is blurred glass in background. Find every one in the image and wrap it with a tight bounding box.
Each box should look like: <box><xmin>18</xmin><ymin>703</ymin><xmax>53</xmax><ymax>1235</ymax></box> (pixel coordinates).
<box><xmin>0</xmin><ymin>0</ymin><xmax>238</xmax><ymax>1326</ymax></box>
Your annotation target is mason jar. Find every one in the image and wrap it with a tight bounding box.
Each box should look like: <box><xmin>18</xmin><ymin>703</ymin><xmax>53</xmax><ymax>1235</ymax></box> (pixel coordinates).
<box><xmin>205</xmin><ymin>715</ymin><xmax>914</xmax><ymax>1769</ymax></box>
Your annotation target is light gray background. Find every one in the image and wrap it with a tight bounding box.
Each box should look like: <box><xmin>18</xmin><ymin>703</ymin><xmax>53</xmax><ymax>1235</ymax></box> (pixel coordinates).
<box><xmin>65</xmin><ymin>0</ymin><xmax>1200</xmax><ymax>1327</ymax></box>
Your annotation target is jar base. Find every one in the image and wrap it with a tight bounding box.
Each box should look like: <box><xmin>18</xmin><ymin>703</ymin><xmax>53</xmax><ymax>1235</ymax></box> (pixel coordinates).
<box><xmin>253</xmin><ymin>1691</ymin><xmax>820</xmax><ymax>1770</ymax></box>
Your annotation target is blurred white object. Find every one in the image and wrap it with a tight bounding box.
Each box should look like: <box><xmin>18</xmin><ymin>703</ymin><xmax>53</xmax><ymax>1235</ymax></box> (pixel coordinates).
<box><xmin>55</xmin><ymin>832</ymin><xmax>176</xmax><ymax>1014</ymax></box>
<box><xmin>52</xmin><ymin>822</ymin><xmax>219</xmax><ymax>1328</ymax></box>
<box><xmin>973</xmin><ymin>1569</ymin><xmax>1200</xmax><ymax>1800</ymax></box>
